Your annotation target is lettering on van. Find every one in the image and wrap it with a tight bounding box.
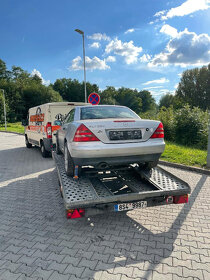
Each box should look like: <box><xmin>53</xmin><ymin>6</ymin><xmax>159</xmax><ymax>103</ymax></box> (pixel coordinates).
<box><xmin>30</xmin><ymin>107</ymin><xmax>44</xmax><ymax>124</ymax></box>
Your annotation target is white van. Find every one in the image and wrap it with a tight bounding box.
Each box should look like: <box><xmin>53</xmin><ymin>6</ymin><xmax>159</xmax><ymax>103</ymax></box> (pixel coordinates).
<box><xmin>24</xmin><ymin>102</ymin><xmax>86</xmax><ymax>157</ymax></box>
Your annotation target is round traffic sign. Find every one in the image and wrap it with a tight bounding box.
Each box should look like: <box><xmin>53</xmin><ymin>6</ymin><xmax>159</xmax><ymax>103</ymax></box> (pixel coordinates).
<box><xmin>88</xmin><ymin>92</ymin><xmax>100</xmax><ymax>105</ymax></box>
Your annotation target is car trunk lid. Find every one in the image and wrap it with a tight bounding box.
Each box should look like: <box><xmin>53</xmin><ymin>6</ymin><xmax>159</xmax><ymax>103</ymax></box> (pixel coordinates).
<box><xmin>78</xmin><ymin>119</ymin><xmax>161</xmax><ymax>144</ymax></box>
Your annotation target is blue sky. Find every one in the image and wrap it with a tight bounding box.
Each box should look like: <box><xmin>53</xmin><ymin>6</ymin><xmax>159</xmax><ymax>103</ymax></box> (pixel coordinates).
<box><xmin>1</xmin><ymin>0</ymin><xmax>210</xmax><ymax>102</ymax></box>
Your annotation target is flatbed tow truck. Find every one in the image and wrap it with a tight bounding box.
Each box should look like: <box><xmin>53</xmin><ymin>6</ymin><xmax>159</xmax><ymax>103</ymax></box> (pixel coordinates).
<box><xmin>52</xmin><ymin>152</ymin><xmax>191</xmax><ymax>219</ymax></box>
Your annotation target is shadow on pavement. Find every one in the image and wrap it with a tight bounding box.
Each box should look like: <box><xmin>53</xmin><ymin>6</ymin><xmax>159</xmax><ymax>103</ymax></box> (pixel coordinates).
<box><xmin>0</xmin><ymin>146</ymin><xmax>54</xmax><ymax>183</ymax></box>
<box><xmin>0</xmin><ymin>163</ymin><xmax>207</xmax><ymax>279</ymax></box>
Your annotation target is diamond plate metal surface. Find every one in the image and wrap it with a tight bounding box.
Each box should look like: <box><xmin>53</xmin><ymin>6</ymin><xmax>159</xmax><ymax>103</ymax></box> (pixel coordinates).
<box><xmin>55</xmin><ymin>154</ymin><xmax>98</xmax><ymax>203</ymax></box>
<box><xmin>140</xmin><ymin>167</ymin><xmax>188</xmax><ymax>191</ymax></box>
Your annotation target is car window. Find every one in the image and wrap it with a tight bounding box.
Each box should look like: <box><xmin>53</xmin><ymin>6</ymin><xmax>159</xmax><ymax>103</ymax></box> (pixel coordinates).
<box><xmin>64</xmin><ymin>109</ymin><xmax>75</xmax><ymax>123</ymax></box>
<box><xmin>80</xmin><ymin>106</ymin><xmax>139</xmax><ymax>120</ymax></box>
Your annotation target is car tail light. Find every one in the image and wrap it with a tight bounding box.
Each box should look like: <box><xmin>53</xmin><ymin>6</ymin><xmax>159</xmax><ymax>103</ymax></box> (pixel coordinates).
<box><xmin>173</xmin><ymin>194</ymin><xmax>188</xmax><ymax>204</ymax></box>
<box><xmin>46</xmin><ymin>122</ymin><xmax>52</xmax><ymax>139</ymax></box>
<box><xmin>73</xmin><ymin>124</ymin><xmax>99</xmax><ymax>142</ymax></box>
<box><xmin>151</xmin><ymin>122</ymin><xmax>164</xmax><ymax>138</ymax></box>
<box><xmin>66</xmin><ymin>209</ymin><xmax>85</xmax><ymax>219</ymax></box>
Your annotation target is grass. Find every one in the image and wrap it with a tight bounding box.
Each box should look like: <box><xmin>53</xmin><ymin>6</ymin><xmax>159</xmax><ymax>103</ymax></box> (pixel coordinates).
<box><xmin>161</xmin><ymin>141</ymin><xmax>207</xmax><ymax>168</ymax></box>
<box><xmin>0</xmin><ymin>122</ymin><xmax>208</xmax><ymax>168</ymax></box>
<box><xmin>0</xmin><ymin>122</ymin><xmax>24</xmax><ymax>134</ymax></box>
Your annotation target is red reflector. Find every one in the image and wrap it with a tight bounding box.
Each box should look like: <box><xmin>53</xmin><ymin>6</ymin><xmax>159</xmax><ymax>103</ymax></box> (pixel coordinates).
<box><xmin>66</xmin><ymin>209</ymin><xmax>85</xmax><ymax>219</ymax></box>
<box><xmin>173</xmin><ymin>194</ymin><xmax>188</xmax><ymax>204</ymax></box>
<box><xmin>46</xmin><ymin>122</ymin><xmax>52</xmax><ymax>139</ymax></box>
<box><xmin>114</xmin><ymin>120</ymin><xmax>135</xmax><ymax>122</ymax></box>
<box><xmin>151</xmin><ymin>122</ymin><xmax>164</xmax><ymax>139</ymax></box>
<box><xmin>73</xmin><ymin>124</ymin><xmax>99</xmax><ymax>142</ymax></box>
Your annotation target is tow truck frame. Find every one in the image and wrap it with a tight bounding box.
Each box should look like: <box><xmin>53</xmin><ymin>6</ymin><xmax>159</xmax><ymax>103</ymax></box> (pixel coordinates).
<box><xmin>52</xmin><ymin>152</ymin><xmax>191</xmax><ymax>218</ymax></box>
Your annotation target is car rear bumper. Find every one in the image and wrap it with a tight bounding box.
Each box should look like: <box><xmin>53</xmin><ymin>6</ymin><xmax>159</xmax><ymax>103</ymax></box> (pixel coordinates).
<box><xmin>73</xmin><ymin>153</ymin><xmax>162</xmax><ymax>166</ymax></box>
<box><xmin>68</xmin><ymin>139</ymin><xmax>165</xmax><ymax>166</ymax></box>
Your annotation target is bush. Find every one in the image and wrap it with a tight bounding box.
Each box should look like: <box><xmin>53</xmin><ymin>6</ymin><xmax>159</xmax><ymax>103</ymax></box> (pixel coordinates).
<box><xmin>174</xmin><ymin>105</ymin><xmax>209</xmax><ymax>149</ymax></box>
<box><xmin>158</xmin><ymin>106</ymin><xmax>175</xmax><ymax>141</ymax></box>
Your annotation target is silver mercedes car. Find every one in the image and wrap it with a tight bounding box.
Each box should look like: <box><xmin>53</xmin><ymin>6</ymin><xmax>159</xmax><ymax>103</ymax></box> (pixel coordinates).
<box><xmin>55</xmin><ymin>105</ymin><xmax>165</xmax><ymax>176</ymax></box>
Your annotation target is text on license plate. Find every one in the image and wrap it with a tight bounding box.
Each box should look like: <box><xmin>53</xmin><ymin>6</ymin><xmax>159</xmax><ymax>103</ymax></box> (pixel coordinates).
<box><xmin>114</xmin><ymin>201</ymin><xmax>147</xmax><ymax>211</ymax></box>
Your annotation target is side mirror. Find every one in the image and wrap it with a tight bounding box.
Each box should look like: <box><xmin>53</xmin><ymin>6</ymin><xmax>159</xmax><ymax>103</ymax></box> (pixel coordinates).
<box><xmin>54</xmin><ymin>120</ymin><xmax>62</xmax><ymax>126</ymax></box>
<box><xmin>22</xmin><ymin>119</ymin><xmax>28</xmax><ymax>126</ymax></box>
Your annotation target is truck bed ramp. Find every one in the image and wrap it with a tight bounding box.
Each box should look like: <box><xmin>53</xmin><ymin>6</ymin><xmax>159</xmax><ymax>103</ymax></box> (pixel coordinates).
<box><xmin>53</xmin><ymin>153</ymin><xmax>190</xmax><ymax>217</ymax></box>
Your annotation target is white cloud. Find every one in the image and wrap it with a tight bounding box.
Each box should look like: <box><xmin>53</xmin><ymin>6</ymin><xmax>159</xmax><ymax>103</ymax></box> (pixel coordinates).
<box><xmin>31</xmin><ymin>69</ymin><xmax>50</xmax><ymax>86</ymax></box>
<box><xmin>105</xmin><ymin>39</ymin><xmax>143</xmax><ymax>64</ymax></box>
<box><xmin>156</xmin><ymin>0</ymin><xmax>210</xmax><ymax>20</ymax></box>
<box><xmin>125</xmin><ymin>28</ymin><xmax>135</xmax><ymax>34</ymax></box>
<box><xmin>139</xmin><ymin>54</ymin><xmax>152</xmax><ymax>63</ymax></box>
<box><xmin>174</xmin><ymin>83</ymin><xmax>179</xmax><ymax>89</ymax></box>
<box><xmin>143</xmin><ymin>86</ymin><xmax>164</xmax><ymax>89</ymax></box>
<box><xmin>87</xmin><ymin>33</ymin><xmax>110</xmax><ymax>41</ymax></box>
<box><xmin>148</xmin><ymin>88</ymin><xmax>175</xmax><ymax>103</ymax></box>
<box><xmin>89</xmin><ymin>42</ymin><xmax>101</xmax><ymax>49</ymax></box>
<box><xmin>160</xmin><ymin>24</ymin><xmax>178</xmax><ymax>38</ymax></box>
<box><xmin>105</xmin><ymin>56</ymin><xmax>116</xmax><ymax>62</ymax></box>
<box><xmin>149</xmin><ymin>27</ymin><xmax>210</xmax><ymax>67</ymax></box>
<box><xmin>154</xmin><ymin>10</ymin><xmax>167</xmax><ymax>17</ymax></box>
<box><xmin>142</xmin><ymin>77</ymin><xmax>169</xmax><ymax>85</ymax></box>
<box><xmin>70</xmin><ymin>56</ymin><xmax>110</xmax><ymax>71</ymax></box>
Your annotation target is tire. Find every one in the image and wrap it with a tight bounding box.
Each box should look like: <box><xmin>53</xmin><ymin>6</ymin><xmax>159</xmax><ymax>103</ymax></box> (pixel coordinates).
<box><xmin>64</xmin><ymin>143</ymin><xmax>81</xmax><ymax>177</ymax></box>
<box><xmin>56</xmin><ymin>136</ymin><xmax>62</xmax><ymax>155</ymax></box>
<box><xmin>25</xmin><ymin>135</ymin><xmax>32</xmax><ymax>148</ymax></box>
<box><xmin>40</xmin><ymin>142</ymin><xmax>48</xmax><ymax>158</ymax></box>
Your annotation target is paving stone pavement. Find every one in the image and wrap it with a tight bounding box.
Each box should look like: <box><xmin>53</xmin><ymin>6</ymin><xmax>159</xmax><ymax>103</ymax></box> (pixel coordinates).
<box><xmin>0</xmin><ymin>132</ymin><xmax>210</xmax><ymax>280</ymax></box>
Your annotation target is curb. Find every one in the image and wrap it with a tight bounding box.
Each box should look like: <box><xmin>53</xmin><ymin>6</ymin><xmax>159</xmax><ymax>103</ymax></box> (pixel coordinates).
<box><xmin>0</xmin><ymin>130</ymin><xmax>24</xmax><ymax>136</ymax></box>
<box><xmin>159</xmin><ymin>160</ymin><xmax>210</xmax><ymax>176</ymax></box>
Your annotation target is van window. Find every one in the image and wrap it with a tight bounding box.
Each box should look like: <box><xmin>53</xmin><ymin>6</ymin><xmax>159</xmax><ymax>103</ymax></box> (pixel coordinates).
<box><xmin>64</xmin><ymin>109</ymin><xmax>75</xmax><ymax>123</ymax></box>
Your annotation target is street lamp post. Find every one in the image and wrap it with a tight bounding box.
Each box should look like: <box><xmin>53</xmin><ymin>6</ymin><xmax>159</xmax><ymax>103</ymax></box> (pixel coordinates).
<box><xmin>75</xmin><ymin>29</ymin><xmax>87</xmax><ymax>103</ymax></box>
<box><xmin>207</xmin><ymin>114</ymin><xmax>210</xmax><ymax>168</ymax></box>
<box><xmin>1</xmin><ymin>89</ymin><xmax>7</xmax><ymax>131</ymax></box>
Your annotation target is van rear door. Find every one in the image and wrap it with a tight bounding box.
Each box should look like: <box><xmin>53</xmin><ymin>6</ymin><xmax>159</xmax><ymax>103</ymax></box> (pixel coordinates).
<box><xmin>49</xmin><ymin>105</ymin><xmax>75</xmax><ymax>143</ymax></box>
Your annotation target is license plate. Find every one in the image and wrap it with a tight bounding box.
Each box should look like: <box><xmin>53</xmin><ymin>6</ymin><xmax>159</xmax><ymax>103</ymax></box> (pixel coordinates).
<box><xmin>109</xmin><ymin>130</ymin><xmax>142</xmax><ymax>140</ymax></box>
<box><xmin>114</xmin><ymin>201</ymin><xmax>147</xmax><ymax>212</ymax></box>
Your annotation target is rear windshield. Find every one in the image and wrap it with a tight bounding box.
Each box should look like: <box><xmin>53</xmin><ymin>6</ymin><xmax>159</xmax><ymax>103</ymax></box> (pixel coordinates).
<box><xmin>80</xmin><ymin>106</ymin><xmax>139</xmax><ymax>120</ymax></box>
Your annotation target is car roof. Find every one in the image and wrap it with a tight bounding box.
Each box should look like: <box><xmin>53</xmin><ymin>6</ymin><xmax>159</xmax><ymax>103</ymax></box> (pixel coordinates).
<box><xmin>77</xmin><ymin>105</ymin><xmax>128</xmax><ymax>110</ymax></box>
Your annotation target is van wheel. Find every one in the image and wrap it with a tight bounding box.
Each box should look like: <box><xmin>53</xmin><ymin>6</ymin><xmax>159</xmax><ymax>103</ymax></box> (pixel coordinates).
<box><xmin>25</xmin><ymin>136</ymin><xmax>32</xmax><ymax>148</ymax></box>
<box><xmin>64</xmin><ymin>143</ymin><xmax>81</xmax><ymax>177</ymax></box>
<box><xmin>56</xmin><ymin>136</ymin><xmax>62</xmax><ymax>155</ymax></box>
<box><xmin>40</xmin><ymin>142</ymin><xmax>48</xmax><ymax>158</ymax></box>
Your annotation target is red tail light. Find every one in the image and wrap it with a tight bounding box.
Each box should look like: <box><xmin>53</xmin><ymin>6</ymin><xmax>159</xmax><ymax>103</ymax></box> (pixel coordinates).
<box><xmin>173</xmin><ymin>194</ymin><xmax>188</xmax><ymax>204</ymax></box>
<box><xmin>151</xmin><ymin>122</ymin><xmax>164</xmax><ymax>138</ymax></box>
<box><xmin>73</xmin><ymin>124</ymin><xmax>99</xmax><ymax>142</ymax></box>
<box><xmin>46</xmin><ymin>122</ymin><xmax>52</xmax><ymax>139</ymax></box>
<box><xmin>66</xmin><ymin>209</ymin><xmax>85</xmax><ymax>219</ymax></box>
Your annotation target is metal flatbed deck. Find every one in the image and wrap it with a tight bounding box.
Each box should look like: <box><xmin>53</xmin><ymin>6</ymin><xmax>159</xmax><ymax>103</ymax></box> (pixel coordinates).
<box><xmin>53</xmin><ymin>152</ymin><xmax>191</xmax><ymax>216</ymax></box>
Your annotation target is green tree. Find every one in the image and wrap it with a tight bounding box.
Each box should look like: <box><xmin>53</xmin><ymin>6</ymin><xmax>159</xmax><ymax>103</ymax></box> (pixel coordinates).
<box><xmin>176</xmin><ymin>64</ymin><xmax>210</xmax><ymax>110</ymax></box>
<box><xmin>22</xmin><ymin>84</ymin><xmax>62</xmax><ymax>118</ymax></box>
<box><xmin>115</xmin><ymin>87</ymin><xmax>142</xmax><ymax>113</ymax></box>
<box><xmin>100</xmin><ymin>86</ymin><xmax>117</xmax><ymax>105</ymax></box>
<box><xmin>53</xmin><ymin>78</ymin><xmax>99</xmax><ymax>102</ymax></box>
<box><xmin>138</xmin><ymin>90</ymin><xmax>156</xmax><ymax>112</ymax></box>
<box><xmin>159</xmin><ymin>93</ymin><xmax>174</xmax><ymax>109</ymax></box>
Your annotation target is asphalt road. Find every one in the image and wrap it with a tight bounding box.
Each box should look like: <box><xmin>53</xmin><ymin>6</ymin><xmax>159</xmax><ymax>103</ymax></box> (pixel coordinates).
<box><xmin>0</xmin><ymin>132</ymin><xmax>209</xmax><ymax>280</ymax></box>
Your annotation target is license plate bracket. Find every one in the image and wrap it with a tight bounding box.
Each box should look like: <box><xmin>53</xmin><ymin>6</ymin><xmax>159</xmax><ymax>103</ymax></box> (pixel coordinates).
<box><xmin>109</xmin><ymin>130</ymin><xmax>142</xmax><ymax>140</ymax></box>
<box><xmin>114</xmin><ymin>201</ymin><xmax>147</xmax><ymax>212</ymax></box>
